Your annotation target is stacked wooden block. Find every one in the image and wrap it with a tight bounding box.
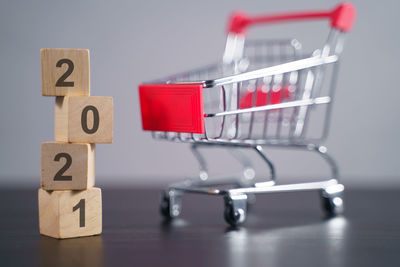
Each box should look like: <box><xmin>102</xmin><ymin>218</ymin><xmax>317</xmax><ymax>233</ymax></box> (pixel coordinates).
<box><xmin>39</xmin><ymin>49</ymin><xmax>113</xmax><ymax>239</ymax></box>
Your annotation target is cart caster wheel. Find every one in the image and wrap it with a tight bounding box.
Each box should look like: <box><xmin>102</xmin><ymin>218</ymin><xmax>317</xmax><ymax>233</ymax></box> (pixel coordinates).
<box><xmin>160</xmin><ymin>190</ymin><xmax>182</xmax><ymax>219</ymax></box>
<box><xmin>321</xmin><ymin>185</ymin><xmax>344</xmax><ymax>217</ymax></box>
<box><xmin>224</xmin><ymin>194</ymin><xmax>247</xmax><ymax>227</ymax></box>
<box><xmin>224</xmin><ymin>205</ymin><xmax>246</xmax><ymax>226</ymax></box>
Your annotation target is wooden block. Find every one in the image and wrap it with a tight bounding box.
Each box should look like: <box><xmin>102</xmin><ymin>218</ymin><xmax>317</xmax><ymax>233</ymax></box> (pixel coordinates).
<box><xmin>41</xmin><ymin>48</ymin><xmax>90</xmax><ymax>96</ymax></box>
<box><xmin>41</xmin><ymin>142</ymin><xmax>95</xmax><ymax>190</ymax></box>
<box><xmin>55</xmin><ymin>96</ymin><xmax>113</xmax><ymax>143</ymax></box>
<box><xmin>38</xmin><ymin>187</ymin><xmax>102</xmax><ymax>239</ymax></box>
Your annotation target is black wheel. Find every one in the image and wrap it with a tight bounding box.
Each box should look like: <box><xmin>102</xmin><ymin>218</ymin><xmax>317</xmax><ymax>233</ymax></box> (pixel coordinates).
<box><xmin>224</xmin><ymin>203</ymin><xmax>246</xmax><ymax>226</ymax></box>
<box><xmin>321</xmin><ymin>192</ymin><xmax>344</xmax><ymax>217</ymax></box>
<box><xmin>160</xmin><ymin>192</ymin><xmax>172</xmax><ymax>219</ymax></box>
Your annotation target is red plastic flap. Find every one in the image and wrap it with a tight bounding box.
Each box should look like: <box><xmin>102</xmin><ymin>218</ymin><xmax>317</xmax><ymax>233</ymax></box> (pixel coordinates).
<box><xmin>139</xmin><ymin>83</ymin><xmax>205</xmax><ymax>134</ymax></box>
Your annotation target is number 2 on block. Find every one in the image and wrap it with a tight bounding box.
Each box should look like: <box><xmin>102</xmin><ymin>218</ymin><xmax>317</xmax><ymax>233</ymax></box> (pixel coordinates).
<box><xmin>53</xmin><ymin>153</ymin><xmax>72</xmax><ymax>181</ymax></box>
<box><xmin>73</xmin><ymin>199</ymin><xmax>85</xmax><ymax>228</ymax></box>
<box><xmin>56</xmin><ymin>58</ymin><xmax>74</xmax><ymax>87</ymax></box>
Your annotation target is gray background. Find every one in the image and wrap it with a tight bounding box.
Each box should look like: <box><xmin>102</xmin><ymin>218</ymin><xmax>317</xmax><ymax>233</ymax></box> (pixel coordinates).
<box><xmin>0</xmin><ymin>0</ymin><xmax>398</xmax><ymax>188</ymax></box>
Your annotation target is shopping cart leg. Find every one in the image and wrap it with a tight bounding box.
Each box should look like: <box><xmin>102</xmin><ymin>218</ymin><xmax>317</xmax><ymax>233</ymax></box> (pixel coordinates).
<box><xmin>310</xmin><ymin>145</ymin><xmax>339</xmax><ymax>179</ymax></box>
<box><xmin>307</xmin><ymin>144</ymin><xmax>344</xmax><ymax>216</ymax></box>
<box><xmin>227</xmin><ymin>148</ymin><xmax>256</xmax><ymax>182</ymax></box>
<box><xmin>227</xmin><ymin>148</ymin><xmax>257</xmax><ymax>206</ymax></box>
<box><xmin>253</xmin><ymin>145</ymin><xmax>276</xmax><ymax>187</ymax></box>
<box><xmin>190</xmin><ymin>144</ymin><xmax>209</xmax><ymax>181</ymax></box>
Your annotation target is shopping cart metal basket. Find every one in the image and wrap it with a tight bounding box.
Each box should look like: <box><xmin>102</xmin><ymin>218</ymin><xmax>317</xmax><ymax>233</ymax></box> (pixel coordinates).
<box><xmin>139</xmin><ymin>3</ymin><xmax>356</xmax><ymax>226</ymax></box>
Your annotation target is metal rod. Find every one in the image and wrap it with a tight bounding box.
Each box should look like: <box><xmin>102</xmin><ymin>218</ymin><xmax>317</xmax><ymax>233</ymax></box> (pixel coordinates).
<box><xmin>205</xmin><ymin>55</ymin><xmax>338</xmax><ymax>88</ymax></box>
<box><xmin>254</xmin><ymin>145</ymin><xmax>276</xmax><ymax>183</ymax></box>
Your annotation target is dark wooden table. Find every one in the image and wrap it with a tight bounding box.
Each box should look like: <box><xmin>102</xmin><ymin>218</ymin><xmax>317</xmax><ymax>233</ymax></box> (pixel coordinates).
<box><xmin>0</xmin><ymin>186</ymin><xmax>399</xmax><ymax>267</ymax></box>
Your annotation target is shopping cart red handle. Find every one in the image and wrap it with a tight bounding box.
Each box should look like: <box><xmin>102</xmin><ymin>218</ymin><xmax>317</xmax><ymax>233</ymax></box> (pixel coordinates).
<box><xmin>228</xmin><ymin>2</ymin><xmax>356</xmax><ymax>35</ymax></box>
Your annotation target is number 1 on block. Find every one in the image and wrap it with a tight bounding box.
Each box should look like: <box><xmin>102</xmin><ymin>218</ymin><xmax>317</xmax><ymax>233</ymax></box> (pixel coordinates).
<box><xmin>73</xmin><ymin>199</ymin><xmax>86</xmax><ymax>228</ymax></box>
<box><xmin>38</xmin><ymin>188</ymin><xmax>102</xmax><ymax>239</ymax></box>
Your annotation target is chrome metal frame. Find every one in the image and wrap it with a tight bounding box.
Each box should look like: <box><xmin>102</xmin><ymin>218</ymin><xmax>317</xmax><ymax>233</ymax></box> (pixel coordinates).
<box><xmin>153</xmin><ymin>28</ymin><xmax>347</xmax><ymax>226</ymax></box>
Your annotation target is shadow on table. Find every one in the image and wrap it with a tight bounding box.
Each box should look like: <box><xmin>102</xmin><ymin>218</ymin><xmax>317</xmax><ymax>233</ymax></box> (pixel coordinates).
<box><xmin>160</xmin><ymin>215</ymin><xmax>349</xmax><ymax>265</ymax></box>
<box><xmin>38</xmin><ymin>235</ymin><xmax>104</xmax><ymax>267</ymax></box>
<box><xmin>224</xmin><ymin>216</ymin><xmax>349</xmax><ymax>267</ymax></box>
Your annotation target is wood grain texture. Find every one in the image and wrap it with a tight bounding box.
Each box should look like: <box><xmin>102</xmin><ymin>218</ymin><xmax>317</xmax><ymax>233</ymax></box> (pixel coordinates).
<box><xmin>2</xmin><ymin>188</ymin><xmax>400</xmax><ymax>266</ymax></box>
<box><xmin>38</xmin><ymin>188</ymin><xmax>102</xmax><ymax>239</ymax></box>
<box><xmin>41</xmin><ymin>142</ymin><xmax>95</xmax><ymax>190</ymax></box>
<box><xmin>55</xmin><ymin>96</ymin><xmax>113</xmax><ymax>143</ymax></box>
<box><xmin>41</xmin><ymin>48</ymin><xmax>90</xmax><ymax>96</ymax></box>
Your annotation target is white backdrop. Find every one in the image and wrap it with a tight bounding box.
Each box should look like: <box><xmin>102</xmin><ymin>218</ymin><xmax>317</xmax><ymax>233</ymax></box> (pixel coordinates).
<box><xmin>0</xmin><ymin>0</ymin><xmax>399</xmax><ymax>188</ymax></box>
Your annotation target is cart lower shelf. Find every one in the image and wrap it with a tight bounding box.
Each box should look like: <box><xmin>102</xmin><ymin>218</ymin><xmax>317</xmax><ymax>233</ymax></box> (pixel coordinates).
<box><xmin>161</xmin><ymin>178</ymin><xmax>344</xmax><ymax>226</ymax></box>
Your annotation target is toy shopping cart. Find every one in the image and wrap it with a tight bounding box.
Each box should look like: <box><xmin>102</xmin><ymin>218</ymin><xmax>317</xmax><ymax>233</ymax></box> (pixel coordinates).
<box><xmin>139</xmin><ymin>3</ymin><xmax>355</xmax><ymax>226</ymax></box>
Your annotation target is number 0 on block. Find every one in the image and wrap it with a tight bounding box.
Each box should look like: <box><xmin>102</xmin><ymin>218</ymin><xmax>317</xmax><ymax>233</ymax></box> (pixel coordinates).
<box><xmin>41</xmin><ymin>48</ymin><xmax>90</xmax><ymax>96</ymax></box>
<box><xmin>55</xmin><ymin>96</ymin><xmax>114</xmax><ymax>143</ymax></box>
